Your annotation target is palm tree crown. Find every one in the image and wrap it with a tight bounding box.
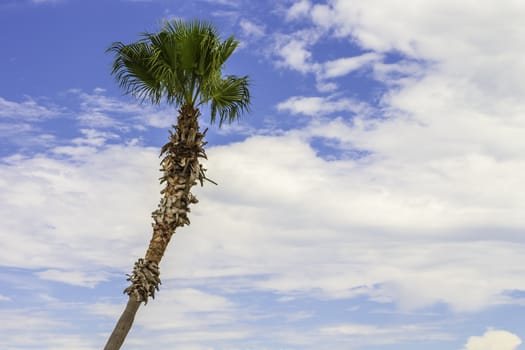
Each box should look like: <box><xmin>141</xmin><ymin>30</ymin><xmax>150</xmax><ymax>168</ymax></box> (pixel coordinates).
<box><xmin>108</xmin><ymin>19</ymin><xmax>251</xmax><ymax>125</ymax></box>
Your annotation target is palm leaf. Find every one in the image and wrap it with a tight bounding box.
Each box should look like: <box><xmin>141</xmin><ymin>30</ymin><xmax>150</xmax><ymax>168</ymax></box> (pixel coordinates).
<box><xmin>209</xmin><ymin>75</ymin><xmax>251</xmax><ymax>126</ymax></box>
<box><xmin>107</xmin><ymin>41</ymin><xmax>162</xmax><ymax>103</ymax></box>
<box><xmin>107</xmin><ymin>19</ymin><xmax>251</xmax><ymax>125</ymax></box>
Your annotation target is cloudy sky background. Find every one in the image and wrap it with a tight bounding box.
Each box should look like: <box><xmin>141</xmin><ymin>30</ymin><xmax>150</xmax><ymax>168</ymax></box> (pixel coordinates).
<box><xmin>1</xmin><ymin>0</ymin><xmax>524</xmax><ymax>349</ymax></box>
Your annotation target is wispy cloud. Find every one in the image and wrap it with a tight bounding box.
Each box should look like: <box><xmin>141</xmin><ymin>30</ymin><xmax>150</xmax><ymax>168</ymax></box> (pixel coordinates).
<box><xmin>320</xmin><ymin>322</ymin><xmax>452</xmax><ymax>344</ymax></box>
<box><xmin>0</xmin><ymin>307</ymin><xmax>100</xmax><ymax>349</ymax></box>
<box><xmin>35</xmin><ymin>269</ymin><xmax>111</xmax><ymax>288</ymax></box>
<box><xmin>201</xmin><ymin>0</ymin><xmax>241</xmax><ymax>7</ymax></box>
<box><xmin>270</xmin><ymin>31</ymin><xmax>382</xmax><ymax>92</ymax></box>
<box><xmin>31</xmin><ymin>0</ymin><xmax>64</xmax><ymax>4</ymax></box>
<box><xmin>0</xmin><ymin>96</ymin><xmax>61</xmax><ymax>120</ymax></box>
<box><xmin>239</xmin><ymin>19</ymin><xmax>265</xmax><ymax>39</ymax></box>
<box><xmin>277</xmin><ymin>95</ymin><xmax>371</xmax><ymax>117</ymax></box>
<box><xmin>71</xmin><ymin>88</ymin><xmax>178</xmax><ymax>130</ymax></box>
<box><xmin>321</xmin><ymin>53</ymin><xmax>383</xmax><ymax>79</ymax></box>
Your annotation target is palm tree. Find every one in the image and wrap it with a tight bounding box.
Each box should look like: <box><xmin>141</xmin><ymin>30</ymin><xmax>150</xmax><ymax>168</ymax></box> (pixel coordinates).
<box><xmin>103</xmin><ymin>19</ymin><xmax>250</xmax><ymax>350</ymax></box>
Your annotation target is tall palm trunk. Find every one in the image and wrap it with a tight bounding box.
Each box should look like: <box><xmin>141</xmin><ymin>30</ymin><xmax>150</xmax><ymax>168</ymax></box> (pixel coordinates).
<box><xmin>104</xmin><ymin>104</ymin><xmax>210</xmax><ymax>350</ymax></box>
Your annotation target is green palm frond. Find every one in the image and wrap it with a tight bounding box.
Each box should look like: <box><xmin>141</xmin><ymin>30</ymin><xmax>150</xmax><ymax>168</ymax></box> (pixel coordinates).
<box><xmin>144</xmin><ymin>31</ymin><xmax>187</xmax><ymax>105</ymax></box>
<box><xmin>107</xmin><ymin>19</ymin><xmax>251</xmax><ymax>125</ymax></box>
<box><xmin>209</xmin><ymin>75</ymin><xmax>251</xmax><ymax>126</ymax></box>
<box><xmin>107</xmin><ymin>41</ymin><xmax>162</xmax><ymax>103</ymax></box>
<box><xmin>217</xmin><ymin>36</ymin><xmax>238</xmax><ymax>65</ymax></box>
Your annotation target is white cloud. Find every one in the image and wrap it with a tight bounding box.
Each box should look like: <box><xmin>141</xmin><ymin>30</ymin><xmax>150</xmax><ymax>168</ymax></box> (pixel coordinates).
<box><xmin>277</xmin><ymin>95</ymin><xmax>371</xmax><ymax>117</ymax></box>
<box><xmin>319</xmin><ymin>322</ymin><xmax>451</xmax><ymax>344</ymax></box>
<box><xmin>149</xmin><ymin>131</ymin><xmax>525</xmax><ymax>311</ymax></box>
<box><xmin>261</xmin><ymin>0</ymin><xmax>525</xmax><ymax>310</ymax></box>
<box><xmin>136</xmin><ymin>287</ymin><xmax>236</xmax><ymax>330</ymax></box>
<box><xmin>319</xmin><ymin>323</ymin><xmax>448</xmax><ymax>342</ymax></box>
<box><xmin>92</xmin><ymin>286</ymin><xmax>235</xmax><ymax>327</ymax></box>
<box><xmin>3</xmin><ymin>117</ymin><xmax>525</xmax><ymax>311</ymax></box>
<box><xmin>285</xmin><ymin>0</ymin><xmax>311</xmax><ymax>21</ymax></box>
<box><xmin>306</xmin><ymin>0</ymin><xmax>525</xmax><ymax>100</ymax></box>
<box><xmin>91</xmin><ymin>285</ymin><xmax>255</xmax><ymax>347</ymax></box>
<box><xmin>73</xmin><ymin>89</ymin><xmax>137</xmax><ymax>129</ymax></box>
<box><xmin>321</xmin><ymin>323</ymin><xmax>390</xmax><ymax>336</ymax></box>
<box><xmin>277</xmin><ymin>96</ymin><xmax>326</xmax><ymax>116</ymax></box>
<box><xmin>77</xmin><ymin>111</ymin><xmax>123</xmax><ymax>128</ymax></box>
<box><xmin>285</xmin><ymin>310</ymin><xmax>313</xmax><ymax>322</ymax></box>
<box><xmin>239</xmin><ymin>19</ymin><xmax>265</xmax><ymax>39</ymax></box>
<box><xmin>274</xmin><ymin>0</ymin><xmax>525</xmax><ymax>100</ymax></box>
<box><xmin>273</xmin><ymin>34</ymin><xmax>319</xmax><ymax>74</ymax></box>
<box><xmin>321</xmin><ymin>52</ymin><xmax>383</xmax><ymax>79</ymax></box>
<box><xmin>36</xmin><ymin>269</ymin><xmax>110</xmax><ymax>287</ymax></box>
<box><xmin>72</xmin><ymin>129</ymin><xmax>120</xmax><ymax>147</ymax></box>
<box><xmin>3</xmin><ymin>1</ymin><xmax>525</xmax><ymax>329</ymax></box>
<box><xmin>316</xmin><ymin>0</ymin><xmax>525</xmax><ymax>58</ymax></box>
<box><xmin>0</xmin><ymin>96</ymin><xmax>61</xmax><ymax>120</ymax></box>
<box><xmin>316</xmin><ymin>80</ymin><xmax>338</xmax><ymax>92</ymax></box>
<box><xmin>76</xmin><ymin>89</ymin><xmax>138</xmax><ymax>114</ymax></box>
<box><xmin>0</xmin><ymin>96</ymin><xmax>61</xmax><ymax>150</ymax></box>
<box><xmin>0</xmin><ymin>308</ymin><xmax>101</xmax><ymax>350</ymax></box>
<box><xmin>31</xmin><ymin>0</ymin><xmax>63</xmax><ymax>4</ymax></box>
<box><xmin>464</xmin><ymin>329</ymin><xmax>522</xmax><ymax>350</ymax></box>
<box><xmin>310</xmin><ymin>2</ymin><xmax>332</xmax><ymax>28</ymax></box>
<box><xmin>0</xmin><ymin>294</ymin><xmax>11</xmax><ymax>301</ymax></box>
<box><xmin>138</xmin><ymin>109</ymin><xmax>175</xmax><ymax>128</ymax></box>
<box><xmin>0</xmin><ymin>309</ymin><xmax>66</xmax><ymax>331</ymax></box>
<box><xmin>270</xmin><ymin>14</ymin><xmax>383</xmax><ymax>90</ymax></box>
<box><xmin>0</xmin><ymin>143</ymin><xmax>160</xmax><ymax>275</ymax></box>
<box><xmin>202</xmin><ymin>0</ymin><xmax>240</xmax><ymax>7</ymax></box>
<box><xmin>371</xmin><ymin>59</ymin><xmax>427</xmax><ymax>86</ymax></box>
<box><xmin>71</xmin><ymin>88</ymin><xmax>177</xmax><ymax>129</ymax></box>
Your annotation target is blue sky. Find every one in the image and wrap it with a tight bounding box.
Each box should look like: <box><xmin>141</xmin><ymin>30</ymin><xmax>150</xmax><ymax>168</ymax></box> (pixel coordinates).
<box><xmin>1</xmin><ymin>0</ymin><xmax>525</xmax><ymax>349</ymax></box>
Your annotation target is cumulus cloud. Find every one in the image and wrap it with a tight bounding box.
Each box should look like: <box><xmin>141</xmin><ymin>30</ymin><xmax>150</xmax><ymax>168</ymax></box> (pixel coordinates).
<box><xmin>4</xmin><ymin>0</ymin><xmax>525</xmax><ymax>315</ymax></box>
<box><xmin>4</xmin><ymin>6</ymin><xmax>525</xmax><ymax>350</ymax></box>
<box><xmin>0</xmin><ymin>142</ymin><xmax>160</xmax><ymax>277</ymax></box>
<box><xmin>307</xmin><ymin>0</ymin><xmax>525</xmax><ymax>100</ymax></box>
<box><xmin>3</xmin><ymin>113</ymin><xmax>525</xmax><ymax>310</ymax></box>
<box><xmin>152</xmin><ymin>132</ymin><xmax>525</xmax><ymax>311</ymax></box>
<box><xmin>239</xmin><ymin>19</ymin><xmax>265</xmax><ymax>39</ymax></box>
<box><xmin>273</xmin><ymin>31</ymin><xmax>320</xmax><ymax>74</ymax></box>
<box><xmin>266</xmin><ymin>0</ymin><xmax>525</xmax><ymax>308</ymax></box>
<box><xmin>285</xmin><ymin>0</ymin><xmax>311</xmax><ymax>21</ymax></box>
<box><xmin>464</xmin><ymin>330</ymin><xmax>522</xmax><ymax>350</ymax></box>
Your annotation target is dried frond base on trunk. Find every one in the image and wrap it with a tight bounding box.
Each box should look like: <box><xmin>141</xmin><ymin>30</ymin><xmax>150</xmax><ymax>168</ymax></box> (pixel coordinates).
<box><xmin>124</xmin><ymin>258</ymin><xmax>160</xmax><ymax>303</ymax></box>
<box><xmin>125</xmin><ymin>104</ymin><xmax>211</xmax><ymax>303</ymax></box>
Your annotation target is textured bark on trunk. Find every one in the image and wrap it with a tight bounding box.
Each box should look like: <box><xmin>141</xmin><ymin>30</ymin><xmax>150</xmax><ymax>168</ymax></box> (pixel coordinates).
<box><xmin>103</xmin><ymin>105</ymin><xmax>210</xmax><ymax>350</ymax></box>
<box><xmin>103</xmin><ymin>298</ymin><xmax>141</xmax><ymax>350</ymax></box>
